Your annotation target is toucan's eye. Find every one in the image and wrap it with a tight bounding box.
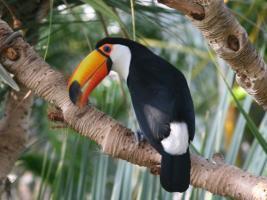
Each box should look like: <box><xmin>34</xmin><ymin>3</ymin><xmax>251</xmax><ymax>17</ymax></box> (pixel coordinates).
<box><xmin>103</xmin><ymin>45</ymin><xmax>111</xmax><ymax>53</ymax></box>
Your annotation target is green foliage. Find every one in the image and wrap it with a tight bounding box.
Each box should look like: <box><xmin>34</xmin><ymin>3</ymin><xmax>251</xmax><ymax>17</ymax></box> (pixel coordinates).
<box><xmin>2</xmin><ymin>0</ymin><xmax>267</xmax><ymax>199</ymax></box>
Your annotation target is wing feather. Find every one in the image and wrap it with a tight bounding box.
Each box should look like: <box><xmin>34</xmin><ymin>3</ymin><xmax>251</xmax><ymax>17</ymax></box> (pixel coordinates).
<box><xmin>127</xmin><ymin>57</ymin><xmax>195</xmax><ymax>149</ymax></box>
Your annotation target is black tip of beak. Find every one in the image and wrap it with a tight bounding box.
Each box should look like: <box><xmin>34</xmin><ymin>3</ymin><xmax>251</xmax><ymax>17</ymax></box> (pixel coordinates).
<box><xmin>69</xmin><ymin>81</ymin><xmax>81</xmax><ymax>105</ymax></box>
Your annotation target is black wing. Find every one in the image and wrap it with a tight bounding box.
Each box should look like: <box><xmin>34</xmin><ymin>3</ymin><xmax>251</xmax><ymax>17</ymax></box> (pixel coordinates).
<box><xmin>127</xmin><ymin>57</ymin><xmax>195</xmax><ymax>152</ymax></box>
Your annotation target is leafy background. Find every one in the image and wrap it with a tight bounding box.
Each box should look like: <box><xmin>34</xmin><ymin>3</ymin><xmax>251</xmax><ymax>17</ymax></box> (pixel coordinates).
<box><xmin>1</xmin><ymin>0</ymin><xmax>267</xmax><ymax>199</ymax></box>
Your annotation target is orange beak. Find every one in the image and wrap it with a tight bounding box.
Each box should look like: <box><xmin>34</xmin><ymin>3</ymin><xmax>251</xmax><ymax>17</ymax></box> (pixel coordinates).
<box><xmin>68</xmin><ymin>50</ymin><xmax>111</xmax><ymax>107</ymax></box>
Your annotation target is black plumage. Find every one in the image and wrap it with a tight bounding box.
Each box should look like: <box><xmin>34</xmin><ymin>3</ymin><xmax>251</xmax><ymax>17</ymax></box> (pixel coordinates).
<box><xmin>96</xmin><ymin>38</ymin><xmax>195</xmax><ymax>192</ymax></box>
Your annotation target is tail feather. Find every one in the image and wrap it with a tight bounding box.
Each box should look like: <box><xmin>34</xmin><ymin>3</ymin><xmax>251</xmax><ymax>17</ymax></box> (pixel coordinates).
<box><xmin>160</xmin><ymin>148</ymin><xmax>190</xmax><ymax>192</ymax></box>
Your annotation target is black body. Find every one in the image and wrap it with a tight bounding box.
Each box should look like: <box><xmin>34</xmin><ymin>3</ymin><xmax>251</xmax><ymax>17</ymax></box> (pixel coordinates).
<box><xmin>96</xmin><ymin>38</ymin><xmax>195</xmax><ymax>192</ymax></box>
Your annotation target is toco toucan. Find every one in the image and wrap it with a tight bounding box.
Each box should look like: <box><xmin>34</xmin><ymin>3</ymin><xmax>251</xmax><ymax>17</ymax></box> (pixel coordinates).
<box><xmin>68</xmin><ymin>38</ymin><xmax>195</xmax><ymax>192</ymax></box>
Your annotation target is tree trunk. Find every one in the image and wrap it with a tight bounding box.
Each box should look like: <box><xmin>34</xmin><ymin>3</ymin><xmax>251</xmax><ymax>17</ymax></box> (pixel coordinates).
<box><xmin>0</xmin><ymin>87</ymin><xmax>33</xmax><ymax>196</ymax></box>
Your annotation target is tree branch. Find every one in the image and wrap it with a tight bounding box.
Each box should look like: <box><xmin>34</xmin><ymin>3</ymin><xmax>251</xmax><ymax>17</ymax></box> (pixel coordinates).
<box><xmin>0</xmin><ymin>1</ymin><xmax>51</xmax><ymax>196</ymax></box>
<box><xmin>158</xmin><ymin>0</ymin><xmax>205</xmax><ymax>20</ymax></box>
<box><xmin>158</xmin><ymin>0</ymin><xmax>267</xmax><ymax>110</ymax></box>
<box><xmin>0</xmin><ymin>19</ymin><xmax>267</xmax><ymax>199</ymax></box>
<box><xmin>0</xmin><ymin>86</ymin><xmax>33</xmax><ymax>195</ymax></box>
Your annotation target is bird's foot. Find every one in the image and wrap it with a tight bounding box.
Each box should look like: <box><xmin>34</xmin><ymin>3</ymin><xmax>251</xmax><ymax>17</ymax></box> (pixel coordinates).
<box><xmin>134</xmin><ymin>130</ymin><xmax>146</xmax><ymax>146</ymax></box>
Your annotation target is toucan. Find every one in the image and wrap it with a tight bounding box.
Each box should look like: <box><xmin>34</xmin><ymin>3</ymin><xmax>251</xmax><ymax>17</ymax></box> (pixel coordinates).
<box><xmin>68</xmin><ymin>37</ymin><xmax>195</xmax><ymax>192</ymax></box>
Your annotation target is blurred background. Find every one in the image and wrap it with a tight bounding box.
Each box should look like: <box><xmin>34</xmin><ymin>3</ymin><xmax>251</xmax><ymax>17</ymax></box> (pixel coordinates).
<box><xmin>0</xmin><ymin>0</ymin><xmax>267</xmax><ymax>199</ymax></box>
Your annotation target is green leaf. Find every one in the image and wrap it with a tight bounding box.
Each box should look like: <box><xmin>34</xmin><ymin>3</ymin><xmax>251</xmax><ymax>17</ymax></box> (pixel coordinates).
<box><xmin>208</xmin><ymin>51</ymin><xmax>267</xmax><ymax>155</ymax></box>
<box><xmin>226</xmin><ymin>95</ymin><xmax>253</xmax><ymax>164</ymax></box>
<box><xmin>83</xmin><ymin>0</ymin><xmax>130</xmax><ymax>38</ymax></box>
<box><xmin>243</xmin><ymin>114</ymin><xmax>267</xmax><ymax>174</ymax></box>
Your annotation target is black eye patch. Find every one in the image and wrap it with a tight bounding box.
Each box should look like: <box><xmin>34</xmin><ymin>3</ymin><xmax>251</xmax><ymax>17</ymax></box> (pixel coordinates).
<box><xmin>103</xmin><ymin>45</ymin><xmax>111</xmax><ymax>53</ymax></box>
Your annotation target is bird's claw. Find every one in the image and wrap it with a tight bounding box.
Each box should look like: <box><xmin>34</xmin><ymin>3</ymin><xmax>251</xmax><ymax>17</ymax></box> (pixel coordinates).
<box><xmin>134</xmin><ymin>130</ymin><xmax>146</xmax><ymax>146</ymax></box>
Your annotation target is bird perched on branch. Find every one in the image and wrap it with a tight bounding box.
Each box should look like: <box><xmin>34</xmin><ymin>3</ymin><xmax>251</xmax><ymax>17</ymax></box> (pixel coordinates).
<box><xmin>68</xmin><ymin>38</ymin><xmax>195</xmax><ymax>192</ymax></box>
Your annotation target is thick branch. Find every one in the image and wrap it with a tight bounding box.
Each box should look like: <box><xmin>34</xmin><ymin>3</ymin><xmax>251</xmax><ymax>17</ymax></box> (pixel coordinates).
<box><xmin>0</xmin><ymin>1</ymin><xmax>51</xmax><ymax>195</ymax></box>
<box><xmin>0</xmin><ymin>86</ymin><xmax>33</xmax><ymax>194</ymax></box>
<box><xmin>0</xmin><ymin>20</ymin><xmax>267</xmax><ymax>199</ymax></box>
<box><xmin>158</xmin><ymin>0</ymin><xmax>205</xmax><ymax>20</ymax></box>
<box><xmin>158</xmin><ymin>0</ymin><xmax>267</xmax><ymax>111</ymax></box>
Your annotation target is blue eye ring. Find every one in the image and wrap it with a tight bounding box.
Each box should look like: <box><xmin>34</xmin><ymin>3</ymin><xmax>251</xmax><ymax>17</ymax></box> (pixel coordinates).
<box><xmin>103</xmin><ymin>45</ymin><xmax>111</xmax><ymax>53</ymax></box>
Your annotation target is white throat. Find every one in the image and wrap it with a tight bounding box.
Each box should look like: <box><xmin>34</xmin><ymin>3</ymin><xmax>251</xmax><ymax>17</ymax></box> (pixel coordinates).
<box><xmin>110</xmin><ymin>44</ymin><xmax>131</xmax><ymax>81</ymax></box>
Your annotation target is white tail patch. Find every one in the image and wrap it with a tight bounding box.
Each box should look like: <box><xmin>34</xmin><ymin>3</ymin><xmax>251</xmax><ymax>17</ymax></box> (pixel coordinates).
<box><xmin>161</xmin><ymin>122</ymin><xmax>189</xmax><ymax>155</ymax></box>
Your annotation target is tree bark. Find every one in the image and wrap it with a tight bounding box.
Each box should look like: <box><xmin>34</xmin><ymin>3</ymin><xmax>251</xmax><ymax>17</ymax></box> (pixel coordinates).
<box><xmin>158</xmin><ymin>0</ymin><xmax>267</xmax><ymax>110</ymax></box>
<box><xmin>0</xmin><ymin>0</ymin><xmax>51</xmax><ymax>197</ymax></box>
<box><xmin>0</xmin><ymin>87</ymin><xmax>33</xmax><ymax>195</ymax></box>
<box><xmin>1</xmin><ymin>19</ymin><xmax>267</xmax><ymax>199</ymax></box>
